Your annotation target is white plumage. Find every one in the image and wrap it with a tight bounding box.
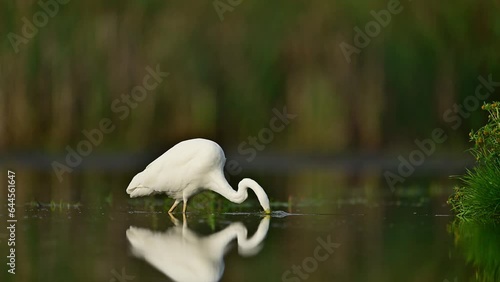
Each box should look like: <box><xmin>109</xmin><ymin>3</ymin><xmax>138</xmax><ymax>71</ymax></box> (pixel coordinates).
<box><xmin>126</xmin><ymin>138</ymin><xmax>271</xmax><ymax>213</ymax></box>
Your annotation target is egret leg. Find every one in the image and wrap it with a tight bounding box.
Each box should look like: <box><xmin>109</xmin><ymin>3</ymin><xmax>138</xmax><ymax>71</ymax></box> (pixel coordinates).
<box><xmin>168</xmin><ymin>200</ymin><xmax>180</xmax><ymax>213</ymax></box>
<box><xmin>182</xmin><ymin>199</ymin><xmax>188</xmax><ymax>214</ymax></box>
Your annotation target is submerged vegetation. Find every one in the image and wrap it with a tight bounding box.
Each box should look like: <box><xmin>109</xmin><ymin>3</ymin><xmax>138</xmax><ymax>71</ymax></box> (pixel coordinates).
<box><xmin>449</xmin><ymin>102</ymin><xmax>500</xmax><ymax>222</ymax></box>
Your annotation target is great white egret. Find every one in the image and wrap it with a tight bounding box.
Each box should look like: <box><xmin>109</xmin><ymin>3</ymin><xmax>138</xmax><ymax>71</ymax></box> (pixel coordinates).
<box><xmin>126</xmin><ymin>215</ymin><xmax>270</xmax><ymax>282</ymax></box>
<box><xmin>126</xmin><ymin>138</ymin><xmax>271</xmax><ymax>214</ymax></box>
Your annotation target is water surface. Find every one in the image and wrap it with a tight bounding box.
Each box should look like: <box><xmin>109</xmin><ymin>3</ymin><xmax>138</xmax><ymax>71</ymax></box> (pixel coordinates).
<box><xmin>0</xmin><ymin>170</ymin><xmax>497</xmax><ymax>282</ymax></box>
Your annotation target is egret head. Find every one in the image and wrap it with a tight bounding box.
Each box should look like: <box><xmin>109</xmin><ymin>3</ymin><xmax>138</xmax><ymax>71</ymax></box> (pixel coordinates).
<box><xmin>238</xmin><ymin>178</ymin><xmax>271</xmax><ymax>213</ymax></box>
<box><xmin>126</xmin><ymin>171</ymin><xmax>155</xmax><ymax>198</ymax></box>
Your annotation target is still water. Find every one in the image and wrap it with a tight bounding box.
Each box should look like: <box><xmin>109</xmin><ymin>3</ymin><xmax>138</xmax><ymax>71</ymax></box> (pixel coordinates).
<box><xmin>0</xmin><ymin>169</ymin><xmax>498</xmax><ymax>282</ymax></box>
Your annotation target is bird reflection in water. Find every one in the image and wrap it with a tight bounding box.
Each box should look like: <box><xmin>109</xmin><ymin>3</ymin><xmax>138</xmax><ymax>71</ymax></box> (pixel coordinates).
<box><xmin>126</xmin><ymin>215</ymin><xmax>270</xmax><ymax>282</ymax></box>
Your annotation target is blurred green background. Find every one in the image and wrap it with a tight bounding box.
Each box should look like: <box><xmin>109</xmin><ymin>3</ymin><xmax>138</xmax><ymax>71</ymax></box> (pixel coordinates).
<box><xmin>1</xmin><ymin>0</ymin><xmax>500</xmax><ymax>205</ymax></box>
<box><xmin>1</xmin><ymin>0</ymin><xmax>499</xmax><ymax>153</ymax></box>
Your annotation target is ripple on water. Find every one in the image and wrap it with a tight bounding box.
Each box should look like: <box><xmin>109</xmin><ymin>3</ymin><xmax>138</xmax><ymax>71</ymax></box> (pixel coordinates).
<box><xmin>270</xmin><ymin>210</ymin><xmax>292</xmax><ymax>218</ymax></box>
<box><xmin>222</xmin><ymin>210</ymin><xmax>293</xmax><ymax>217</ymax></box>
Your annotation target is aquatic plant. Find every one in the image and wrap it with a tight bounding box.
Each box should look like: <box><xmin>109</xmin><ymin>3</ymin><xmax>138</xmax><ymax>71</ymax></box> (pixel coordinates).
<box><xmin>449</xmin><ymin>102</ymin><xmax>500</xmax><ymax>222</ymax></box>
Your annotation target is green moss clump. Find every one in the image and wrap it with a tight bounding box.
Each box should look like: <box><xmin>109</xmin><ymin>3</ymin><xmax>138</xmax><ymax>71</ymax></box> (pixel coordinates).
<box><xmin>449</xmin><ymin>102</ymin><xmax>500</xmax><ymax>222</ymax></box>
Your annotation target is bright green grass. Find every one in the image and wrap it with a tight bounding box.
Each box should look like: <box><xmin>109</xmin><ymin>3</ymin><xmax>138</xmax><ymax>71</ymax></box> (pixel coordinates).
<box><xmin>449</xmin><ymin>102</ymin><xmax>500</xmax><ymax>223</ymax></box>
